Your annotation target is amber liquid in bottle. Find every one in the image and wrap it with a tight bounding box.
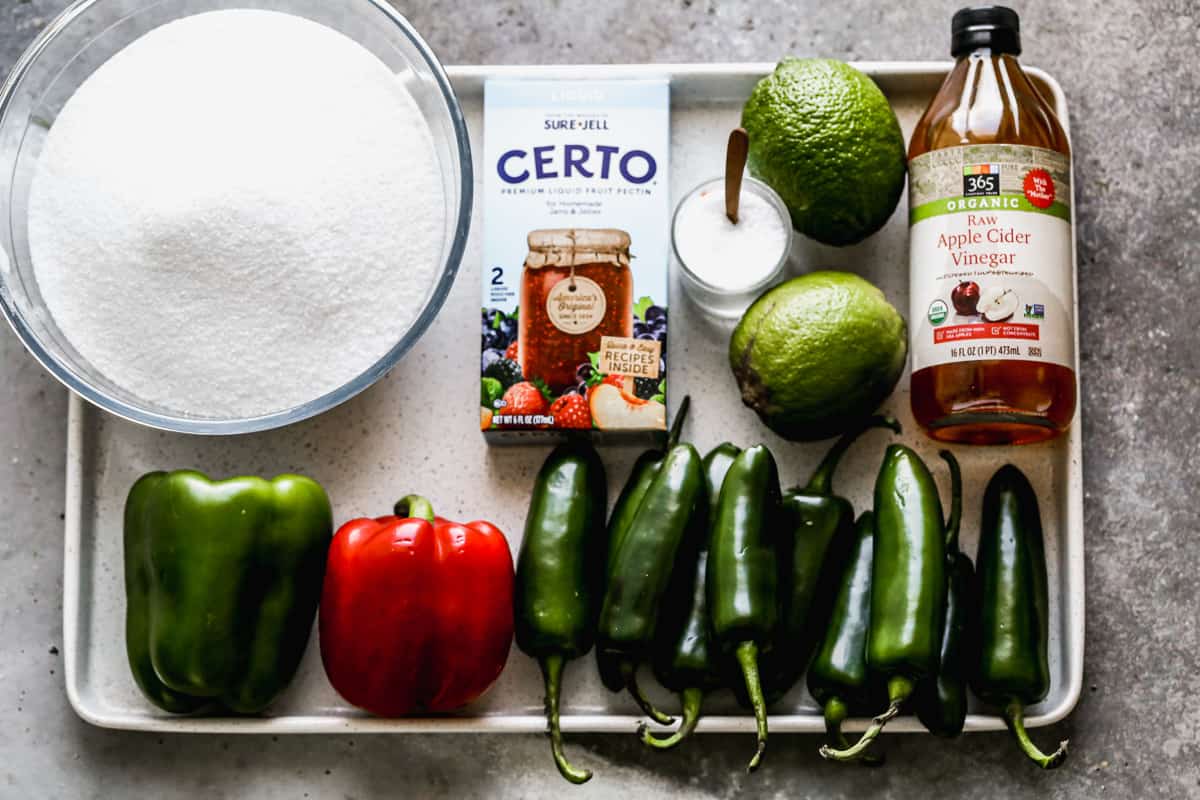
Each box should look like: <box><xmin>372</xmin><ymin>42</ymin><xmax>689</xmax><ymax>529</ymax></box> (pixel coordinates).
<box><xmin>909</xmin><ymin>48</ymin><xmax>1076</xmax><ymax>445</ymax></box>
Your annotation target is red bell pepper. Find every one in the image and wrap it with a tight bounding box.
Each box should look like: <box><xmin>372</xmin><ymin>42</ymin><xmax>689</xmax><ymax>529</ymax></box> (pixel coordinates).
<box><xmin>319</xmin><ymin>495</ymin><xmax>514</xmax><ymax>715</ymax></box>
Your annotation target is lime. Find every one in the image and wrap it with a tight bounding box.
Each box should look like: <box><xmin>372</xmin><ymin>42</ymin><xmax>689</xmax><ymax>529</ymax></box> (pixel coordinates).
<box><xmin>742</xmin><ymin>58</ymin><xmax>907</xmax><ymax>246</ymax></box>
<box><xmin>729</xmin><ymin>271</ymin><xmax>906</xmax><ymax>441</ymax></box>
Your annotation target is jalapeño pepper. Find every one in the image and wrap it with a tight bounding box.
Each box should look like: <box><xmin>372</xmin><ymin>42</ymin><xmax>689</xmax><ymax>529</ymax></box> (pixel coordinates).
<box><xmin>973</xmin><ymin>465</ymin><xmax>1068</xmax><ymax>769</ymax></box>
<box><xmin>806</xmin><ymin>512</ymin><xmax>885</xmax><ymax>765</ymax></box>
<box><xmin>514</xmin><ymin>442</ymin><xmax>608</xmax><ymax>784</ymax></box>
<box><xmin>821</xmin><ymin>444</ymin><xmax>947</xmax><ymax>762</ymax></box>
<box><xmin>759</xmin><ymin>416</ymin><xmax>900</xmax><ymax>703</ymax></box>
<box><xmin>598</xmin><ymin>399</ymin><xmax>703</xmax><ymax>726</ymax></box>
<box><xmin>916</xmin><ymin>450</ymin><xmax>972</xmax><ymax>738</ymax></box>
<box><xmin>596</xmin><ymin>447</ymin><xmax>660</xmax><ymax>695</ymax></box>
<box><xmin>597</xmin><ymin>399</ymin><xmax>691</xmax><ymax>709</ymax></box>
<box><xmin>707</xmin><ymin>444</ymin><xmax>780</xmax><ymax>771</ymax></box>
<box><xmin>640</xmin><ymin>443</ymin><xmax>740</xmax><ymax>750</ymax></box>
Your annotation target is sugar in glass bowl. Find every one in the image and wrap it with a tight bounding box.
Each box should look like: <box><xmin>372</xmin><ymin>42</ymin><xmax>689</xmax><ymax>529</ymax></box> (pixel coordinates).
<box><xmin>0</xmin><ymin>0</ymin><xmax>472</xmax><ymax>434</ymax></box>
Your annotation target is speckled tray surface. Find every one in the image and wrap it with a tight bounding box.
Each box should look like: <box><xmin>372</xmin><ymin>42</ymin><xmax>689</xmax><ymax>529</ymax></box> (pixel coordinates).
<box><xmin>62</xmin><ymin>63</ymin><xmax>1084</xmax><ymax>734</ymax></box>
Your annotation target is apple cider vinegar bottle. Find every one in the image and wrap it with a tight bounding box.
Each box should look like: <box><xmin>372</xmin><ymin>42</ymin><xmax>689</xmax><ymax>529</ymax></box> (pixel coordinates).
<box><xmin>908</xmin><ymin>6</ymin><xmax>1076</xmax><ymax>444</ymax></box>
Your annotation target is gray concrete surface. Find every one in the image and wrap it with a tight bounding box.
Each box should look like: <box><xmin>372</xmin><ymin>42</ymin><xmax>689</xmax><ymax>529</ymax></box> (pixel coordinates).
<box><xmin>1</xmin><ymin>0</ymin><xmax>1197</xmax><ymax>797</ymax></box>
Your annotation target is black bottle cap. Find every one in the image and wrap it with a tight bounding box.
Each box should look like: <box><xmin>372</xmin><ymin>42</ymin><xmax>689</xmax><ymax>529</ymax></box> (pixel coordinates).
<box><xmin>952</xmin><ymin>6</ymin><xmax>1021</xmax><ymax>57</ymax></box>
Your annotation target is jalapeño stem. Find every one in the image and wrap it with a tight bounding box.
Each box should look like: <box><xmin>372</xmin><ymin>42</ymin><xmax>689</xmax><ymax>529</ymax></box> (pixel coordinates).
<box><xmin>540</xmin><ymin>654</ymin><xmax>592</xmax><ymax>784</ymax></box>
<box><xmin>801</xmin><ymin>416</ymin><xmax>901</xmax><ymax>496</ymax></box>
<box><xmin>1005</xmin><ymin>700</ymin><xmax>1069</xmax><ymax>769</ymax></box>
<box><xmin>939</xmin><ymin>450</ymin><xmax>963</xmax><ymax>552</ymax></box>
<box><xmin>735</xmin><ymin>641</ymin><xmax>768</xmax><ymax>772</ymax></box>
<box><xmin>819</xmin><ymin>675</ymin><xmax>912</xmax><ymax>762</ymax></box>
<box><xmin>638</xmin><ymin>687</ymin><xmax>703</xmax><ymax>750</ymax></box>
<box><xmin>666</xmin><ymin>395</ymin><xmax>691</xmax><ymax>449</ymax></box>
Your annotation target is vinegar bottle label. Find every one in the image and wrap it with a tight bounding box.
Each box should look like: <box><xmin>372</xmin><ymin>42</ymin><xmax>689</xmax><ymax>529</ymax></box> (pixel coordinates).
<box><xmin>908</xmin><ymin>143</ymin><xmax>1075</xmax><ymax>372</ymax></box>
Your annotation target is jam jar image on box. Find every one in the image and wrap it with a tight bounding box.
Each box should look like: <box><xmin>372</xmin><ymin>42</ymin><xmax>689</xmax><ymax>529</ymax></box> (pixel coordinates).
<box><xmin>520</xmin><ymin>229</ymin><xmax>633</xmax><ymax>392</ymax></box>
<box><xmin>481</xmin><ymin>225</ymin><xmax>669</xmax><ymax>438</ymax></box>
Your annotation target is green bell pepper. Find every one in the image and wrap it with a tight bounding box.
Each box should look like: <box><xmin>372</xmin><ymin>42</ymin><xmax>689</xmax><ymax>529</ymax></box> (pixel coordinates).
<box><xmin>124</xmin><ymin>470</ymin><xmax>332</xmax><ymax>714</ymax></box>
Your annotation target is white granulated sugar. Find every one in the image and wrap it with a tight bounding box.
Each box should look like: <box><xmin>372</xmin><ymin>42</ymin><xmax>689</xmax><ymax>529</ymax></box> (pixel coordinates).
<box><xmin>29</xmin><ymin>10</ymin><xmax>446</xmax><ymax>418</ymax></box>
<box><xmin>673</xmin><ymin>185</ymin><xmax>789</xmax><ymax>290</ymax></box>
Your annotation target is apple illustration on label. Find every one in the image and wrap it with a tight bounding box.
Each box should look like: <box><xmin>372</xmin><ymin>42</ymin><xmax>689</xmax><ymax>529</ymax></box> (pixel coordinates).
<box><xmin>951</xmin><ymin>281</ymin><xmax>981</xmax><ymax>315</ymax></box>
<box><xmin>589</xmin><ymin>377</ymin><xmax>666</xmax><ymax>430</ymax></box>
<box><xmin>979</xmin><ymin>286</ymin><xmax>1019</xmax><ymax>322</ymax></box>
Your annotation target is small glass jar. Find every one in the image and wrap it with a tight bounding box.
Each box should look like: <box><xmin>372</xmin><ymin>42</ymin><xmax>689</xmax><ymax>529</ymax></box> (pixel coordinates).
<box><xmin>518</xmin><ymin>228</ymin><xmax>633</xmax><ymax>393</ymax></box>
<box><xmin>672</xmin><ymin>176</ymin><xmax>791</xmax><ymax>318</ymax></box>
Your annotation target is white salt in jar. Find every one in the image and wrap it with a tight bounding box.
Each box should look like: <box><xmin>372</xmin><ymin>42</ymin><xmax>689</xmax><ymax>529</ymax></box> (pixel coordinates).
<box><xmin>672</xmin><ymin>176</ymin><xmax>791</xmax><ymax>318</ymax></box>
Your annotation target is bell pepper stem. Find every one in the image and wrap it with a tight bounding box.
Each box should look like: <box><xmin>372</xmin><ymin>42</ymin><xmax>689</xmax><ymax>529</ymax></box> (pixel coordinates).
<box><xmin>539</xmin><ymin>654</ymin><xmax>592</xmax><ymax>784</ymax></box>
<box><xmin>393</xmin><ymin>495</ymin><xmax>435</xmax><ymax>523</ymax></box>
<box><xmin>638</xmin><ymin>687</ymin><xmax>703</xmax><ymax>750</ymax></box>
<box><xmin>819</xmin><ymin>675</ymin><xmax>913</xmax><ymax>762</ymax></box>
<box><xmin>620</xmin><ymin>659</ymin><xmax>674</xmax><ymax>725</ymax></box>
<box><xmin>823</xmin><ymin>697</ymin><xmax>884</xmax><ymax>767</ymax></box>
<box><xmin>800</xmin><ymin>415</ymin><xmax>901</xmax><ymax>496</ymax></box>
<box><xmin>1004</xmin><ymin>700</ymin><xmax>1069</xmax><ymax>769</ymax></box>
<box><xmin>667</xmin><ymin>395</ymin><xmax>691</xmax><ymax>449</ymax></box>
<box><xmin>939</xmin><ymin>451</ymin><xmax>963</xmax><ymax>553</ymax></box>
<box><xmin>735</xmin><ymin>640</ymin><xmax>768</xmax><ymax>772</ymax></box>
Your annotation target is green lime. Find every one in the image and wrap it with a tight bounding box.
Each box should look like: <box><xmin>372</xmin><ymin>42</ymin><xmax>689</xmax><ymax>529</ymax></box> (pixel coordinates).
<box><xmin>729</xmin><ymin>271</ymin><xmax>907</xmax><ymax>441</ymax></box>
<box><xmin>741</xmin><ymin>58</ymin><xmax>907</xmax><ymax>246</ymax></box>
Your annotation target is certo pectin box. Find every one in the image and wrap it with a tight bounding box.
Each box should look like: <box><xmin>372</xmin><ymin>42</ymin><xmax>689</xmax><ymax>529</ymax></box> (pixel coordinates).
<box><xmin>480</xmin><ymin>80</ymin><xmax>670</xmax><ymax>443</ymax></box>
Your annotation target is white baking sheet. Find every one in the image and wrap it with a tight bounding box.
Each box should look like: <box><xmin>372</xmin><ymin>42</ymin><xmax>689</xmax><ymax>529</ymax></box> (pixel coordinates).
<box><xmin>62</xmin><ymin>62</ymin><xmax>1084</xmax><ymax>734</ymax></box>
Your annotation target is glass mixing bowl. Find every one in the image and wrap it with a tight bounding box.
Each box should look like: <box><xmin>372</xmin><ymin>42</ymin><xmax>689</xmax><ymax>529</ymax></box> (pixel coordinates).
<box><xmin>0</xmin><ymin>0</ymin><xmax>472</xmax><ymax>434</ymax></box>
